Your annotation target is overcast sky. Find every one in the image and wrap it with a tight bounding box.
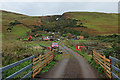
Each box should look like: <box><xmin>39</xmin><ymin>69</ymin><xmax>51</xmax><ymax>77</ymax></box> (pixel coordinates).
<box><xmin>0</xmin><ymin>2</ymin><xmax>119</xmax><ymax>16</ymax></box>
<box><xmin>0</xmin><ymin>0</ymin><xmax>119</xmax><ymax>2</ymax></box>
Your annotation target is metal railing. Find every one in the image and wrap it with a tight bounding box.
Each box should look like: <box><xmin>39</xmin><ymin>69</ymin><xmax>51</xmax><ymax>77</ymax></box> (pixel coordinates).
<box><xmin>93</xmin><ymin>50</ymin><xmax>120</xmax><ymax>79</ymax></box>
<box><xmin>0</xmin><ymin>56</ymin><xmax>34</xmax><ymax>80</ymax></box>
<box><xmin>109</xmin><ymin>56</ymin><xmax>120</xmax><ymax>80</ymax></box>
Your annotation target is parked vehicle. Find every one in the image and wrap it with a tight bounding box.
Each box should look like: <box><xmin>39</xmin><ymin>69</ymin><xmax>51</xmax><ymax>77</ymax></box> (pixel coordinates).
<box><xmin>57</xmin><ymin>39</ymin><xmax>60</xmax><ymax>41</ymax></box>
<box><xmin>44</xmin><ymin>37</ymin><xmax>48</xmax><ymax>41</ymax></box>
<box><xmin>42</xmin><ymin>36</ymin><xmax>50</xmax><ymax>41</ymax></box>
<box><xmin>51</xmin><ymin>42</ymin><xmax>59</xmax><ymax>49</ymax></box>
<box><xmin>58</xmin><ymin>51</ymin><xmax>63</xmax><ymax>54</ymax></box>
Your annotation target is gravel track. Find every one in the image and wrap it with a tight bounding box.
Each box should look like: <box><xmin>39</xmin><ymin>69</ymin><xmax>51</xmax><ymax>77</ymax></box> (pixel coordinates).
<box><xmin>35</xmin><ymin>40</ymin><xmax>98</xmax><ymax>79</ymax></box>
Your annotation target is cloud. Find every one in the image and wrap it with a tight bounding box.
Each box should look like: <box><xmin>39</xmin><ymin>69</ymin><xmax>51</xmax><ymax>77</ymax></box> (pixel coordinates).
<box><xmin>85</xmin><ymin>2</ymin><xmax>118</xmax><ymax>13</ymax></box>
<box><xmin>1</xmin><ymin>2</ymin><xmax>118</xmax><ymax>16</ymax></box>
<box><xmin>0</xmin><ymin>0</ymin><xmax>119</xmax><ymax>2</ymax></box>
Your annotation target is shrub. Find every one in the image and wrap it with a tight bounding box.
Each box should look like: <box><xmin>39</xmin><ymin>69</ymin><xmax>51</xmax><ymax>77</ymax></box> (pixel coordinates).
<box><xmin>9</xmin><ymin>20</ymin><xmax>21</xmax><ymax>26</ymax></box>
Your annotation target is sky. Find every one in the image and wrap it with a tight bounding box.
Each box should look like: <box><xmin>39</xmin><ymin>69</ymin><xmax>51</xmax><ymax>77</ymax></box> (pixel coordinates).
<box><xmin>0</xmin><ymin>1</ymin><xmax>119</xmax><ymax>16</ymax></box>
<box><xmin>0</xmin><ymin>0</ymin><xmax>119</xmax><ymax>2</ymax></box>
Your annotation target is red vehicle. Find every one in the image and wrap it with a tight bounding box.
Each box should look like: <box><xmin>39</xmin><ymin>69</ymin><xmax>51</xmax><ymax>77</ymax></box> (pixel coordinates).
<box><xmin>51</xmin><ymin>42</ymin><xmax>58</xmax><ymax>49</ymax></box>
<box><xmin>28</xmin><ymin>35</ymin><xmax>32</xmax><ymax>41</ymax></box>
<box><xmin>44</xmin><ymin>38</ymin><xmax>48</xmax><ymax>41</ymax></box>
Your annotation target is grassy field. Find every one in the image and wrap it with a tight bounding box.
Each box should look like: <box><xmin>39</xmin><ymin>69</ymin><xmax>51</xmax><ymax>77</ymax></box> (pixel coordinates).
<box><xmin>2</xmin><ymin>40</ymin><xmax>59</xmax><ymax>66</ymax></box>
<box><xmin>65</xmin><ymin>12</ymin><xmax>118</xmax><ymax>35</ymax></box>
<box><xmin>2</xmin><ymin>10</ymin><xmax>39</xmax><ymax>40</ymax></box>
<box><xmin>10</xmin><ymin>25</ymin><xmax>31</xmax><ymax>36</ymax></box>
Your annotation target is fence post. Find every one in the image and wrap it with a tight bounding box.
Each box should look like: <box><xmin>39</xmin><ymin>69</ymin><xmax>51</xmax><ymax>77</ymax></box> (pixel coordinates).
<box><xmin>103</xmin><ymin>55</ymin><xmax>106</xmax><ymax>66</ymax></box>
<box><xmin>30</xmin><ymin>57</ymin><xmax>33</xmax><ymax>79</ymax></box>
<box><xmin>0</xmin><ymin>68</ymin><xmax>2</xmax><ymax>80</ymax></box>
<box><xmin>51</xmin><ymin>51</ymin><xmax>53</xmax><ymax>61</ymax></box>
<box><xmin>39</xmin><ymin>55</ymin><xmax>41</xmax><ymax>65</ymax></box>
<box><xmin>111</xmin><ymin>60</ymin><xmax>115</xmax><ymax>75</ymax></box>
<box><xmin>109</xmin><ymin>58</ymin><xmax>112</xmax><ymax>79</ymax></box>
<box><xmin>92</xmin><ymin>50</ymin><xmax>94</xmax><ymax>60</ymax></box>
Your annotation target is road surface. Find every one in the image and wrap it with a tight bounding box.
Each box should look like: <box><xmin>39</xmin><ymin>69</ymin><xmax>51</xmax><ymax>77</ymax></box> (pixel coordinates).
<box><xmin>35</xmin><ymin>40</ymin><xmax>99</xmax><ymax>79</ymax></box>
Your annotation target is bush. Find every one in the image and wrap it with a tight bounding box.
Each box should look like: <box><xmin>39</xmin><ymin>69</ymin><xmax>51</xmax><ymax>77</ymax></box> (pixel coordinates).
<box><xmin>9</xmin><ymin>20</ymin><xmax>21</xmax><ymax>26</ymax></box>
<box><xmin>102</xmin><ymin>48</ymin><xmax>114</xmax><ymax>58</ymax></box>
<box><xmin>2</xmin><ymin>41</ymin><xmax>43</xmax><ymax>66</ymax></box>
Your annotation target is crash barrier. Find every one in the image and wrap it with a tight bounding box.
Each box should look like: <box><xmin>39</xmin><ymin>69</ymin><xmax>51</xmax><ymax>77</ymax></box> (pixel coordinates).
<box><xmin>32</xmin><ymin>51</ymin><xmax>53</xmax><ymax>78</ymax></box>
<box><xmin>1</xmin><ymin>56</ymin><xmax>34</xmax><ymax>80</ymax></box>
<box><xmin>93</xmin><ymin>50</ymin><xmax>120</xmax><ymax>79</ymax></box>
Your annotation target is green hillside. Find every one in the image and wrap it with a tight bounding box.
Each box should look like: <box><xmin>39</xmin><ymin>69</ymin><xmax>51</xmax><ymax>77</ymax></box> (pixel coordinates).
<box><xmin>1</xmin><ymin>10</ymin><xmax>118</xmax><ymax>40</ymax></box>
<box><xmin>63</xmin><ymin>12</ymin><xmax>118</xmax><ymax>35</ymax></box>
<box><xmin>2</xmin><ymin>10</ymin><xmax>39</xmax><ymax>40</ymax></box>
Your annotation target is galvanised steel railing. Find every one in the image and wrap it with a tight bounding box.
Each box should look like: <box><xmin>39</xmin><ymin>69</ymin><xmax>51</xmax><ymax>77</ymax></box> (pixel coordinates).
<box><xmin>0</xmin><ymin>56</ymin><xmax>34</xmax><ymax>80</ymax></box>
<box><xmin>109</xmin><ymin>56</ymin><xmax>120</xmax><ymax>80</ymax></box>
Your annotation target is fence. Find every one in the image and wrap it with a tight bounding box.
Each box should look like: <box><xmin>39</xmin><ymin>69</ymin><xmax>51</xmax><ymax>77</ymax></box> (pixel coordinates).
<box><xmin>109</xmin><ymin>56</ymin><xmax>120</xmax><ymax>80</ymax></box>
<box><xmin>0</xmin><ymin>56</ymin><xmax>34</xmax><ymax>80</ymax></box>
<box><xmin>93</xmin><ymin>50</ymin><xmax>120</xmax><ymax>79</ymax></box>
<box><xmin>1</xmin><ymin>51</ymin><xmax>53</xmax><ymax>79</ymax></box>
<box><xmin>93</xmin><ymin>50</ymin><xmax>111</xmax><ymax>78</ymax></box>
<box><xmin>32</xmin><ymin>51</ymin><xmax>53</xmax><ymax>78</ymax></box>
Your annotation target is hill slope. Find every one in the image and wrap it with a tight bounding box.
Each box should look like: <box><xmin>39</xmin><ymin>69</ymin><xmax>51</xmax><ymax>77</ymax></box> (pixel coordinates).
<box><xmin>63</xmin><ymin>12</ymin><xmax>118</xmax><ymax>35</ymax></box>
<box><xmin>1</xmin><ymin>10</ymin><xmax>118</xmax><ymax>40</ymax></box>
<box><xmin>2</xmin><ymin>10</ymin><xmax>39</xmax><ymax>40</ymax></box>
